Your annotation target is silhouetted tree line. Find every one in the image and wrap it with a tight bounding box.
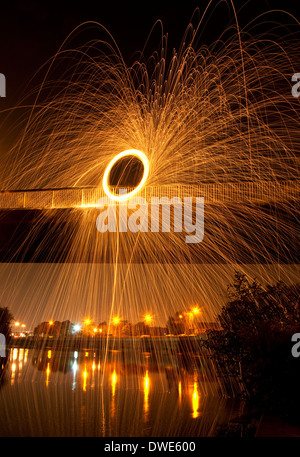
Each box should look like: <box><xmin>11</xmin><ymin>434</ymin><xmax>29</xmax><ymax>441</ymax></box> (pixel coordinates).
<box><xmin>0</xmin><ymin>307</ymin><xmax>14</xmax><ymax>343</ymax></box>
<box><xmin>206</xmin><ymin>271</ymin><xmax>300</xmax><ymax>416</ymax></box>
<box><xmin>0</xmin><ymin>307</ymin><xmax>13</xmax><ymax>383</ymax></box>
<box><xmin>34</xmin><ymin>320</ymin><xmax>71</xmax><ymax>337</ymax></box>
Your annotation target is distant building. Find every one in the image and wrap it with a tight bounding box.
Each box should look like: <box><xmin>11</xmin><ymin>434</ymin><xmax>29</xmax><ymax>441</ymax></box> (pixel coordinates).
<box><xmin>166</xmin><ymin>314</ymin><xmax>185</xmax><ymax>335</ymax></box>
<box><xmin>167</xmin><ymin>310</ymin><xmax>222</xmax><ymax>335</ymax></box>
<box><xmin>132</xmin><ymin>322</ymin><xmax>150</xmax><ymax>336</ymax></box>
<box><xmin>149</xmin><ymin>326</ymin><xmax>167</xmax><ymax>336</ymax></box>
<box><xmin>34</xmin><ymin>320</ymin><xmax>72</xmax><ymax>338</ymax></box>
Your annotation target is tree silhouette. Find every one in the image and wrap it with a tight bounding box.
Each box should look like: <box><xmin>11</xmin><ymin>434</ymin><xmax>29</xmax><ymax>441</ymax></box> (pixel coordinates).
<box><xmin>0</xmin><ymin>307</ymin><xmax>14</xmax><ymax>342</ymax></box>
<box><xmin>206</xmin><ymin>271</ymin><xmax>300</xmax><ymax>415</ymax></box>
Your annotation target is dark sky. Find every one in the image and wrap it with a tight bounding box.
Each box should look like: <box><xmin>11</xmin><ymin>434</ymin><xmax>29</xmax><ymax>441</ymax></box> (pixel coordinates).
<box><xmin>0</xmin><ymin>0</ymin><xmax>299</xmax><ymax>155</ymax></box>
<box><xmin>0</xmin><ymin>0</ymin><xmax>204</xmax><ymax>108</ymax></box>
<box><xmin>1</xmin><ymin>1</ymin><xmax>300</xmax><ymax>106</ymax></box>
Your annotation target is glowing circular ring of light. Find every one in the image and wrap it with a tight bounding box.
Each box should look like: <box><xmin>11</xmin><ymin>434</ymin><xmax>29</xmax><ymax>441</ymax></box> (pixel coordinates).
<box><xmin>102</xmin><ymin>149</ymin><xmax>149</xmax><ymax>201</ymax></box>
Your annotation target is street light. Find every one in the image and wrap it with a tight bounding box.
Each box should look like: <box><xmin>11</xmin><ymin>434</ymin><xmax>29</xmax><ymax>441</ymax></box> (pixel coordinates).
<box><xmin>73</xmin><ymin>324</ymin><xmax>81</xmax><ymax>333</ymax></box>
<box><xmin>192</xmin><ymin>307</ymin><xmax>200</xmax><ymax>315</ymax></box>
<box><xmin>182</xmin><ymin>312</ymin><xmax>194</xmax><ymax>336</ymax></box>
<box><xmin>112</xmin><ymin>317</ymin><xmax>121</xmax><ymax>338</ymax></box>
<box><xmin>189</xmin><ymin>307</ymin><xmax>202</xmax><ymax>335</ymax></box>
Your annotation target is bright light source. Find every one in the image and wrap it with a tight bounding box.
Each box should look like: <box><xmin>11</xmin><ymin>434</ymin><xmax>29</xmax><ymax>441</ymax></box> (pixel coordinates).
<box><xmin>49</xmin><ymin>321</ymin><xmax>54</xmax><ymax>325</ymax></box>
<box><xmin>103</xmin><ymin>149</ymin><xmax>149</xmax><ymax>202</ymax></box>
<box><xmin>73</xmin><ymin>324</ymin><xmax>81</xmax><ymax>333</ymax></box>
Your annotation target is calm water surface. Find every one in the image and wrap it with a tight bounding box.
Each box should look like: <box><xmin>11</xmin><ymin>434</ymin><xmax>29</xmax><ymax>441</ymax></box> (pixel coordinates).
<box><xmin>0</xmin><ymin>346</ymin><xmax>243</xmax><ymax>437</ymax></box>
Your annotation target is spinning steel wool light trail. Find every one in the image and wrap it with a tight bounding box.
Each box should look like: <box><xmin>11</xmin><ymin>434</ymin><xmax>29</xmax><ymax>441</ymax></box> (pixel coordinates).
<box><xmin>0</xmin><ymin>4</ymin><xmax>299</xmax><ymax>403</ymax></box>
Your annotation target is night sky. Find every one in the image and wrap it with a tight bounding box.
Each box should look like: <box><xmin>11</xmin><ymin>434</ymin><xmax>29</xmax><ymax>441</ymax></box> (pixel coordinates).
<box><xmin>0</xmin><ymin>0</ymin><xmax>299</xmax><ymax>154</ymax></box>
<box><xmin>1</xmin><ymin>1</ymin><xmax>300</xmax><ymax>113</ymax></box>
<box><xmin>0</xmin><ymin>0</ymin><xmax>299</xmax><ymax>168</ymax></box>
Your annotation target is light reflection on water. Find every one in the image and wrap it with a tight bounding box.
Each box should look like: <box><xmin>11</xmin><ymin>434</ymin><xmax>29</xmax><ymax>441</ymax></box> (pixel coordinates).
<box><xmin>0</xmin><ymin>347</ymin><xmax>244</xmax><ymax>437</ymax></box>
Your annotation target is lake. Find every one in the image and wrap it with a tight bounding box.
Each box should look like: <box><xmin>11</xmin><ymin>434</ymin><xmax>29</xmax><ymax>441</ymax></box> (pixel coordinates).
<box><xmin>0</xmin><ymin>346</ymin><xmax>243</xmax><ymax>437</ymax></box>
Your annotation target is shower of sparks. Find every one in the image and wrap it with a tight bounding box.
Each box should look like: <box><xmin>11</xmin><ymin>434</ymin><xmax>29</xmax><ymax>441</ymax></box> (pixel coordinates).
<box><xmin>0</xmin><ymin>5</ymin><xmax>299</xmax><ymax>434</ymax></box>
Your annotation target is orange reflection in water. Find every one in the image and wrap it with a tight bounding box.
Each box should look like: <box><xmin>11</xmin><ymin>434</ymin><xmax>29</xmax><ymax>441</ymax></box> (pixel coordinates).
<box><xmin>191</xmin><ymin>376</ymin><xmax>201</xmax><ymax>419</ymax></box>
<box><xmin>144</xmin><ymin>370</ymin><xmax>150</xmax><ymax>416</ymax></box>
<box><xmin>11</xmin><ymin>362</ymin><xmax>16</xmax><ymax>385</ymax></box>
<box><xmin>46</xmin><ymin>362</ymin><xmax>50</xmax><ymax>387</ymax></box>
<box><xmin>111</xmin><ymin>369</ymin><xmax>117</xmax><ymax>397</ymax></box>
<box><xmin>111</xmin><ymin>369</ymin><xmax>118</xmax><ymax>418</ymax></box>
<box><xmin>178</xmin><ymin>381</ymin><xmax>182</xmax><ymax>405</ymax></box>
<box><xmin>9</xmin><ymin>348</ymin><xmax>29</xmax><ymax>384</ymax></box>
<box><xmin>83</xmin><ymin>364</ymin><xmax>87</xmax><ymax>392</ymax></box>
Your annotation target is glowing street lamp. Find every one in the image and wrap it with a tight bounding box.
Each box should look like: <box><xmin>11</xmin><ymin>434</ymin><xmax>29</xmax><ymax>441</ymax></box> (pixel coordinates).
<box><xmin>182</xmin><ymin>311</ymin><xmax>194</xmax><ymax>335</ymax></box>
<box><xmin>144</xmin><ymin>314</ymin><xmax>152</xmax><ymax>323</ymax></box>
<box><xmin>192</xmin><ymin>307</ymin><xmax>200</xmax><ymax>315</ymax></box>
<box><xmin>49</xmin><ymin>321</ymin><xmax>54</xmax><ymax>326</ymax></box>
<box><xmin>112</xmin><ymin>317</ymin><xmax>121</xmax><ymax>338</ymax></box>
<box><xmin>73</xmin><ymin>324</ymin><xmax>81</xmax><ymax>333</ymax></box>
<box><xmin>13</xmin><ymin>322</ymin><xmax>26</xmax><ymax>337</ymax></box>
<box><xmin>186</xmin><ymin>307</ymin><xmax>202</xmax><ymax>335</ymax></box>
